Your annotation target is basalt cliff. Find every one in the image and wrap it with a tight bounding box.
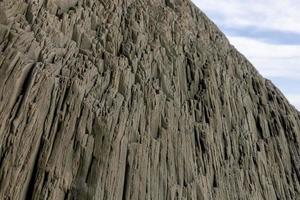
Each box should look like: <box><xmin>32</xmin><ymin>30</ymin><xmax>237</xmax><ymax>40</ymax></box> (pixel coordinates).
<box><xmin>0</xmin><ymin>0</ymin><xmax>299</xmax><ymax>199</ymax></box>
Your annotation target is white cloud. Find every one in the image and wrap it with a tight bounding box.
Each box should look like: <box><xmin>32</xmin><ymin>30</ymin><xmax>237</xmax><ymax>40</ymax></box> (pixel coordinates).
<box><xmin>230</xmin><ymin>36</ymin><xmax>300</xmax><ymax>110</ymax></box>
<box><xmin>192</xmin><ymin>0</ymin><xmax>300</xmax><ymax>34</ymax></box>
<box><xmin>286</xmin><ymin>94</ymin><xmax>300</xmax><ymax>110</ymax></box>
<box><xmin>228</xmin><ymin>36</ymin><xmax>300</xmax><ymax>110</ymax></box>
<box><xmin>228</xmin><ymin>36</ymin><xmax>300</xmax><ymax>79</ymax></box>
<box><xmin>191</xmin><ymin>0</ymin><xmax>300</xmax><ymax>110</ymax></box>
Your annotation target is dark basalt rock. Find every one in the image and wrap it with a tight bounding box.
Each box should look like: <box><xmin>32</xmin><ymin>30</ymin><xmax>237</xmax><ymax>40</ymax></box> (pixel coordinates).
<box><xmin>0</xmin><ymin>0</ymin><xmax>299</xmax><ymax>199</ymax></box>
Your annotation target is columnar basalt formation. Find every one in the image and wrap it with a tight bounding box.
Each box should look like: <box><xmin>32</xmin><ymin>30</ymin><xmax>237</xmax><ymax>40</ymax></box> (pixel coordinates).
<box><xmin>0</xmin><ymin>0</ymin><xmax>299</xmax><ymax>199</ymax></box>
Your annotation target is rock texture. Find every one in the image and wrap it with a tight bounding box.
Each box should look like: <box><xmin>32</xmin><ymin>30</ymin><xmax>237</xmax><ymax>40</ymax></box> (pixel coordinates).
<box><xmin>0</xmin><ymin>0</ymin><xmax>300</xmax><ymax>199</ymax></box>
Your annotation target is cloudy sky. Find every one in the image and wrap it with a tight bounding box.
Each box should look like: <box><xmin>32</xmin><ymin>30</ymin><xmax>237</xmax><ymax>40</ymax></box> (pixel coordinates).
<box><xmin>192</xmin><ymin>0</ymin><xmax>300</xmax><ymax>110</ymax></box>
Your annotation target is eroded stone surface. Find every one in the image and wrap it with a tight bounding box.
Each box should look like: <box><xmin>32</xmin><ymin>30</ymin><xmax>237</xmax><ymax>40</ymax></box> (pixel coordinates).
<box><xmin>0</xmin><ymin>0</ymin><xmax>299</xmax><ymax>199</ymax></box>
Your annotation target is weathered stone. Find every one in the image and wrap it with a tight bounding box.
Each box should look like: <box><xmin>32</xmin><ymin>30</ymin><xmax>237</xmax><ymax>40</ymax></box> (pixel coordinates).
<box><xmin>0</xmin><ymin>0</ymin><xmax>299</xmax><ymax>200</ymax></box>
<box><xmin>0</xmin><ymin>3</ymin><xmax>8</xmax><ymax>25</ymax></box>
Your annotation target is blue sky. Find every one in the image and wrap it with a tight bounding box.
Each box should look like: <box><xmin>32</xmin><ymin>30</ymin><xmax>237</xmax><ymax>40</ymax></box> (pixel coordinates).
<box><xmin>192</xmin><ymin>0</ymin><xmax>300</xmax><ymax>110</ymax></box>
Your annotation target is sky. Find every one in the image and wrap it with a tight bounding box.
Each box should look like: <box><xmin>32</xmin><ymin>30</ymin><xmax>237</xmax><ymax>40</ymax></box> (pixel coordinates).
<box><xmin>191</xmin><ymin>0</ymin><xmax>300</xmax><ymax>111</ymax></box>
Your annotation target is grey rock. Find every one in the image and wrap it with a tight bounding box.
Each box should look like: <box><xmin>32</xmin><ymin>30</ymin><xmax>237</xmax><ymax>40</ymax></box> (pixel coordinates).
<box><xmin>0</xmin><ymin>3</ymin><xmax>8</xmax><ymax>25</ymax></box>
<box><xmin>0</xmin><ymin>0</ymin><xmax>299</xmax><ymax>199</ymax></box>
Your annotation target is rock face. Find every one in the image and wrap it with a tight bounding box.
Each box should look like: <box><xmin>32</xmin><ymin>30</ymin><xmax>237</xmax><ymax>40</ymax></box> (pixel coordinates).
<box><xmin>0</xmin><ymin>0</ymin><xmax>299</xmax><ymax>199</ymax></box>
